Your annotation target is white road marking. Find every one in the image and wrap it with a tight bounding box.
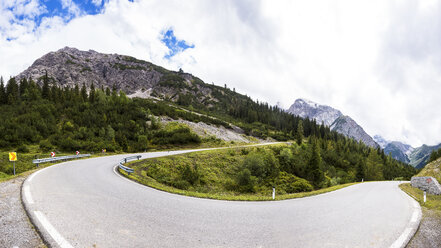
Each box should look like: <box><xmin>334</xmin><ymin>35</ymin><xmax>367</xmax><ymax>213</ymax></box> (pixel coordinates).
<box><xmin>27</xmin><ymin>169</ymin><xmax>43</xmax><ymax>182</ymax></box>
<box><xmin>410</xmin><ymin>210</ymin><xmax>418</xmax><ymax>223</ymax></box>
<box><xmin>113</xmin><ymin>165</ymin><xmax>136</xmax><ymax>184</ymax></box>
<box><xmin>34</xmin><ymin>211</ymin><xmax>74</xmax><ymax>248</ymax></box>
<box><xmin>23</xmin><ymin>185</ymin><xmax>34</xmax><ymax>204</ymax></box>
<box><xmin>390</xmin><ymin>227</ymin><xmax>412</xmax><ymax>248</ymax></box>
<box><xmin>389</xmin><ymin>189</ymin><xmax>422</xmax><ymax>248</ymax></box>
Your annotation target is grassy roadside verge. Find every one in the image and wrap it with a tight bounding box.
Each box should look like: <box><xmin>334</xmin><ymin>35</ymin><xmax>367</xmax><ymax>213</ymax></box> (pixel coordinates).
<box><xmin>399</xmin><ymin>183</ymin><xmax>441</xmax><ymax>247</ymax></box>
<box><xmin>118</xmin><ymin>143</ymin><xmax>359</xmax><ymax>201</ymax></box>
<box><xmin>119</xmin><ymin>168</ymin><xmax>358</xmax><ymax>201</ymax></box>
<box><xmin>399</xmin><ymin>183</ymin><xmax>441</xmax><ymax>210</ymax></box>
<box><xmin>0</xmin><ymin>151</ymin><xmax>120</xmax><ymax>183</ymax></box>
<box><xmin>0</xmin><ymin>140</ymin><xmax>252</xmax><ymax>183</ymax></box>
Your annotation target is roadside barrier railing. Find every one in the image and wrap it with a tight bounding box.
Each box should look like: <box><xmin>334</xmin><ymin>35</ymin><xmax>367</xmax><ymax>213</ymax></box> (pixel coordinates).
<box><xmin>118</xmin><ymin>155</ymin><xmax>142</xmax><ymax>175</ymax></box>
<box><xmin>32</xmin><ymin>154</ymin><xmax>91</xmax><ymax>167</ymax></box>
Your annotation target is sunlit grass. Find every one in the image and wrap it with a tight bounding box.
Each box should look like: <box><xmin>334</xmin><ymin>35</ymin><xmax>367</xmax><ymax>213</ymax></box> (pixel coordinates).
<box><xmin>399</xmin><ymin>183</ymin><xmax>441</xmax><ymax>211</ymax></box>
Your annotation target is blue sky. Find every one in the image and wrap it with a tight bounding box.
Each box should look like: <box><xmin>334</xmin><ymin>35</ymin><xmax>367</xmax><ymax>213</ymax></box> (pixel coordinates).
<box><xmin>161</xmin><ymin>29</ymin><xmax>195</xmax><ymax>59</ymax></box>
<box><xmin>5</xmin><ymin>0</ymin><xmax>193</xmax><ymax>59</ymax></box>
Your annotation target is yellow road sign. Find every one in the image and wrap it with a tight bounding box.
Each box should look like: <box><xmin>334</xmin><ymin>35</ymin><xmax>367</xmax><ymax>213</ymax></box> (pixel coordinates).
<box><xmin>9</xmin><ymin>152</ymin><xmax>17</xmax><ymax>161</ymax></box>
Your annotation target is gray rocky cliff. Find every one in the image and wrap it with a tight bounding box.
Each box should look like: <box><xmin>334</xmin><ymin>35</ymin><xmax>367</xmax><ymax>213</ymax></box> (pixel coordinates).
<box><xmin>287</xmin><ymin>99</ymin><xmax>342</xmax><ymax>126</ymax></box>
<box><xmin>330</xmin><ymin>115</ymin><xmax>378</xmax><ymax>148</ymax></box>
<box><xmin>287</xmin><ymin>98</ymin><xmax>378</xmax><ymax>148</ymax></box>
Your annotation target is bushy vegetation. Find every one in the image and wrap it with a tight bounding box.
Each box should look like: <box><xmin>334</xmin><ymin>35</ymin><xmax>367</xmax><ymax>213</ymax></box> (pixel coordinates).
<box><xmin>126</xmin><ymin>143</ymin><xmax>416</xmax><ymax>199</ymax></box>
<box><xmin>0</xmin><ymin>148</ymin><xmax>80</xmax><ymax>177</ymax></box>
<box><xmin>0</xmin><ymin>76</ymin><xmax>205</xmax><ymax>155</ymax></box>
<box><xmin>0</xmin><ymin>73</ymin><xmax>417</xmax><ymax>185</ymax></box>
<box><xmin>418</xmin><ymin>157</ymin><xmax>441</xmax><ymax>184</ymax></box>
<box><xmin>400</xmin><ymin>183</ymin><xmax>441</xmax><ymax>211</ymax></box>
<box><xmin>428</xmin><ymin>147</ymin><xmax>441</xmax><ymax>164</ymax></box>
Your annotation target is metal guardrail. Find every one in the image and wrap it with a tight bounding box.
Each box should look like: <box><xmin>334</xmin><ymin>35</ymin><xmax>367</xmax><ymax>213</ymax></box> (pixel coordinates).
<box><xmin>118</xmin><ymin>155</ymin><xmax>142</xmax><ymax>174</ymax></box>
<box><xmin>32</xmin><ymin>154</ymin><xmax>91</xmax><ymax>167</ymax></box>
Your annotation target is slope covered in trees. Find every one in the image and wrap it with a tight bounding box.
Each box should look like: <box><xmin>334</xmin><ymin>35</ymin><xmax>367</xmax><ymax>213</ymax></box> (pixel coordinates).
<box><xmin>0</xmin><ymin>76</ymin><xmax>205</xmax><ymax>153</ymax></box>
<box><xmin>125</xmin><ymin>140</ymin><xmax>415</xmax><ymax>201</ymax></box>
<box><xmin>0</xmin><ymin>73</ymin><xmax>416</xmax><ymax>183</ymax></box>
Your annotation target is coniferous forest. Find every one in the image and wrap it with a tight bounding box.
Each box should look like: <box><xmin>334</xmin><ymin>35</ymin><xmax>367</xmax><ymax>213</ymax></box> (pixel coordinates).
<box><xmin>0</xmin><ymin>75</ymin><xmax>416</xmax><ymax>184</ymax></box>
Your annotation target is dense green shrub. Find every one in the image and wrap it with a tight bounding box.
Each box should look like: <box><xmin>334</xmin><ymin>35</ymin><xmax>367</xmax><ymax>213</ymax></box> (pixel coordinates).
<box><xmin>152</xmin><ymin>123</ymin><xmax>201</xmax><ymax>145</ymax></box>
<box><xmin>242</xmin><ymin>149</ymin><xmax>279</xmax><ymax>182</ymax></box>
<box><xmin>180</xmin><ymin>164</ymin><xmax>200</xmax><ymax>185</ymax></box>
<box><xmin>17</xmin><ymin>145</ymin><xmax>29</xmax><ymax>153</ymax></box>
<box><xmin>236</xmin><ymin>168</ymin><xmax>256</xmax><ymax>193</ymax></box>
<box><xmin>277</xmin><ymin>172</ymin><xmax>313</xmax><ymax>193</ymax></box>
<box><xmin>39</xmin><ymin>140</ymin><xmax>53</xmax><ymax>152</ymax></box>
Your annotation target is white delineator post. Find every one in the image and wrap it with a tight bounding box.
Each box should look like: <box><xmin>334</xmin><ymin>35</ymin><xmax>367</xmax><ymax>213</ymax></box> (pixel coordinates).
<box><xmin>272</xmin><ymin>187</ymin><xmax>275</xmax><ymax>200</ymax></box>
<box><xmin>424</xmin><ymin>191</ymin><xmax>426</xmax><ymax>203</ymax></box>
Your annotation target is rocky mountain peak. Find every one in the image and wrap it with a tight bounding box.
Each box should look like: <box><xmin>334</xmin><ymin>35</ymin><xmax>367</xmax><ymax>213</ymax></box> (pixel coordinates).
<box><xmin>17</xmin><ymin>47</ymin><xmax>168</xmax><ymax>95</ymax></box>
<box><xmin>287</xmin><ymin>98</ymin><xmax>342</xmax><ymax>126</ymax></box>
<box><xmin>330</xmin><ymin>115</ymin><xmax>378</xmax><ymax>148</ymax></box>
<box><xmin>287</xmin><ymin>98</ymin><xmax>378</xmax><ymax>148</ymax></box>
<box><xmin>14</xmin><ymin>47</ymin><xmax>233</xmax><ymax>111</ymax></box>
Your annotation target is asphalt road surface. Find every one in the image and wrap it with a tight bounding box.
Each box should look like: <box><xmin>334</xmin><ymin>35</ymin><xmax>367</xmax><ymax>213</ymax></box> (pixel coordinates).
<box><xmin>22</xmin><ymin>149</ymin><xmax>420</xmax><ymax>248</ymax></box>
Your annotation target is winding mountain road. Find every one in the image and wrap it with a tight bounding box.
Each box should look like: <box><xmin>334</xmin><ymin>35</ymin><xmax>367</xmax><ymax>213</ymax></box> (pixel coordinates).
<box><xmin>22</xmin><ymin>148</ymin><xmax>421</xmax><ymax>248</ymax></box>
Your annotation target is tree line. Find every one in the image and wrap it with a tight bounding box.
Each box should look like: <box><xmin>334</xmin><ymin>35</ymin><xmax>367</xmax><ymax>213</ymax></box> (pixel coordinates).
<box><xmin>0</xmin><ymin>74</ymin><xmax>417</xmax><ymax>181</ymax></box>
<box><xmin>0</xmin><ymin>75</ymin><xmax>202</xmax><ymax>152</ymax></box>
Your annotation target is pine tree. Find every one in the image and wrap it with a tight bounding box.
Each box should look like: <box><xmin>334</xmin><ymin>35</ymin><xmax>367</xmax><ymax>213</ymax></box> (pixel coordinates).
<box><xmin>50</xmin><ymin>85</ymin><xmax>58</xmax><ymax>102</ymax></box>
<box><xmin>308</xmin><ymin>138</ymin><xmax>324</xmax><ymax>188</ymax></box>
<box><xmin>0</xmin><ymin>77</ymin><xmax>5</xmax><ymax>104</ymax></box>
<box><xmin>81</xmin><ymin>83</ymin><xmax>88</xmax><ymax>101</ymax></box>
<box><xmin>365</xmin><ymin>150</ymin><xmax>384</xmax><ymax>181</ymax></box>
<box><xmin>42</xmin><ymin>71</ymin><xmax>50</xmax><ymax>99</ymax></box>
<box><xmin>356</xmin><ymin>159</ymin><xmax>366</xmax><ymax>181</ymax></box>
<box><xmin>19</xmin><ymin>78</ymin><xmax>28</xmax><ymax>97</ymax></box>
<box><xmin>89</xmin><ymin>83</ymin><xmax>95</xmax><ymax>103</ymax></box>
<box><xmin>6</xmin><ymin>77</ymin><xmax>19</xmax><ymax>104</ymax></box>
<box><xmin>296</xmin><ymin>120</ymin><xmax>304</xmax><ymax>145</ymax></box>
<box><xmin>105</xmin><ymin>87</ymin><xmax>111</xmax><ymax>96</ymax></box>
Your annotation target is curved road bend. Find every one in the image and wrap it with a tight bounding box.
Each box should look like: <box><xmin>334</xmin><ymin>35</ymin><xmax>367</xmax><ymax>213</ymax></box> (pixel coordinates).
<box><xmin>22</xmin><ymin>149</ymin><xmax>420</xmax><ymax>248</ymax></box>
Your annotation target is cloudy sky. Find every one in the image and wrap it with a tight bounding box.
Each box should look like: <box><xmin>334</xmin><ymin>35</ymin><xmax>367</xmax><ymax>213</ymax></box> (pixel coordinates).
<box><xmin>1</xmin><ymin>0</ymin><xmax>440</xmax><ymax>147</ymax></box>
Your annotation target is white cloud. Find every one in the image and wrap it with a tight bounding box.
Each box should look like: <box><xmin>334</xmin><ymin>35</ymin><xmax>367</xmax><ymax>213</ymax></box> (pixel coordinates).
<box><xmin>91</xmin><ymin>0</ymin><xmax>103</xmax><ymax>7</ymax></box>
<box><xmin>1</xmin><ymin>0</ymin><xmax>441</xmax><ymax>147</ymax></box>
<box><xmin>60</xmin><ymin>0</ymin><xmax>82</xmax><ymax>18</ymax></box>
<box><xmin>0</xmin><ymin>0</ymin><xmax>46</xmax><ymax>40</ymax></box>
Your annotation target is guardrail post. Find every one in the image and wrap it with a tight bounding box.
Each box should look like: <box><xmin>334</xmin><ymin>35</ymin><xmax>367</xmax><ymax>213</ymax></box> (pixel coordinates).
<box><xmin>125</xmin><ymin>158</ymin><xmax>127</xmax><ymax>163</ymax></box>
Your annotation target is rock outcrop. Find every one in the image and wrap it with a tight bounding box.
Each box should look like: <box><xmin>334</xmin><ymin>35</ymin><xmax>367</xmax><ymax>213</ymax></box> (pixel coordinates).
<box><xmin>411</xmin><ymin>176</ymin><xmax>441</xmax><ymax>195</ymax></box>
<box><xmin>330</xmin><ymin>115</ymin><xmax>378</xmax><ymax>148</ymax></box>
<box><xmin>287</xmin><ymin>99</ymin><xmax>342</xmax><ymax>126</ymax></box>
<box><xmin>287</xmin><ymin>99</ymin><xmax>378</xmax><ymax>148</ymax></box>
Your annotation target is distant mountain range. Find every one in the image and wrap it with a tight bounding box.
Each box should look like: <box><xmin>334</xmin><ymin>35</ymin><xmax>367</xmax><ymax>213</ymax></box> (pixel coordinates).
<box><xmin>287</xmin><ymin>99</ymin><xmax>440</xmax><ymax>168</ymax></box>
<box><xmin>374</xmin><ymin>135</ymin><xmax>441</xmax><ymax>169</ymax></box>
<box><xmin>287</xmin><ymin>99</ymin><xmax>378</xmax><ymax>148</ymax></box>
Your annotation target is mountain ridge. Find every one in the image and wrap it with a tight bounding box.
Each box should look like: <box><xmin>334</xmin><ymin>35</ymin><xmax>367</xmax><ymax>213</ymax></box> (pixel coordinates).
<box><xmin>373</xmin><ymin>135</ymin><xmax>441</xmax><ymax>168</ymax></box>
<box><xmin>16</xmin><ymin>47</ymin><xmax>438</xmax><ymax>168</ymax></box>
<box><xmin>287</xmin><ymin>99</ymin><xmax>378</xmax><ymax>148</ymax></box>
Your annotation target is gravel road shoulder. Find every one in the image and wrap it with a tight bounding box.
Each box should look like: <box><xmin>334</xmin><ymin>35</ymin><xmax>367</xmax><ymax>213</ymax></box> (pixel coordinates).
<box><xmin>0</xmin><ymin>176</ymin><xmax>44</xmax><ymax>248</ymax></box>
<box><xmin>407</xmin><ymin>208</ymin><xmax>441</xmax><ymax>248</ymax></box>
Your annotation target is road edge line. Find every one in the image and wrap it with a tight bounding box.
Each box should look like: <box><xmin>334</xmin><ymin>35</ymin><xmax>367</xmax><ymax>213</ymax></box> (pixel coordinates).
<box><xmin>389</xmin><ymin>187</ymin><xmax>422</xmax><ymax>248</ymax></box>
<box><xmin>34</xmin><ymin>211</ymin><xmax>74</xmax><ymax>248</ymax></box>
<box><xmin>21</xmin><ymin>170</ymin><xmax>51</xmax><ymax>248</ymax></box>
<box><xmin>21</xmin><ymin>163</ymin><xmax>74</xmax><ymax>248</ymax></box>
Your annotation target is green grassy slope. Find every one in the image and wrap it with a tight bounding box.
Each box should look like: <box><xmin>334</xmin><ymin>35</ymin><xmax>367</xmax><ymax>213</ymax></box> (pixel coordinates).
<box><xmin>416</xmin><ymin>157</ymin><xmax>441</xmax><ymax>183</ymax></box>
